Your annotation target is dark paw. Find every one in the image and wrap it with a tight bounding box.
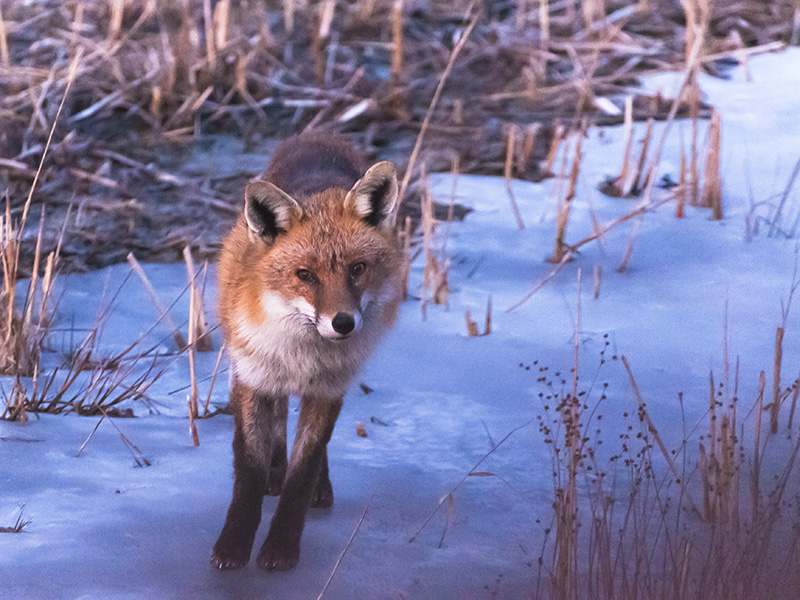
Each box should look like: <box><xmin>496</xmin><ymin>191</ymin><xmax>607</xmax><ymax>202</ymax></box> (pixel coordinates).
<box><xmin>256</xmin><ymin>538</ymin><xmax>300</xmax><ymax>571</ymax></box>
<box><xmin>211</xmin><ymin>543</ymin><xmax>250</xmax><ymax>570</ymax></box>
<box><xmin>311</xmin><ymin>477</ymin><xmax>334</xmax><ymax>509</ymax></box>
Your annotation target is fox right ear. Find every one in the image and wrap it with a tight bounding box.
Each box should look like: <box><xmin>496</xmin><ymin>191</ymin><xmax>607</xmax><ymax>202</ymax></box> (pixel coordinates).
<box><xmin>244</xmin><ymin>180</ymin><xmax>302</xmax><ymax>242</ymax></box>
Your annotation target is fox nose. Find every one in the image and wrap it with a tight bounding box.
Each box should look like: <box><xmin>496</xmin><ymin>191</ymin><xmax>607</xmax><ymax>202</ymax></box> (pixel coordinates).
<box><xmin>331</xmin><ymin>312</ymin><xmax>355</xmax><ymax>335</ymax></box>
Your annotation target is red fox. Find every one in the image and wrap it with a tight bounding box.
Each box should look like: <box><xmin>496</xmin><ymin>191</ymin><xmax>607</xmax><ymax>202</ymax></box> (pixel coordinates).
<box><xmin>211</xmin><ymin>134</ymin><xmax>404</xmax><ymax>571</ymax></box>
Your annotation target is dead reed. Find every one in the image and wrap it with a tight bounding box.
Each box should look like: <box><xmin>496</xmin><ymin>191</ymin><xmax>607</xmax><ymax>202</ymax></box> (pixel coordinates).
<box><xmin>0</xmin><ymin>507</ymin><xmax>30</xmax><ymax>533</ymax></box>
<box><xmin>419</xmin><ymin>171</ymin><xmax>450</xmax><ymax>318</ymax></box>
<box><xmin>525</xmin><ymin>340</ymin><xmax>800</xmax><ymax>600</ymax></box>
<box><xmin>2</xmin><ymin>0</ymin><xmax>786</xmax><ymax>268</ymax></box>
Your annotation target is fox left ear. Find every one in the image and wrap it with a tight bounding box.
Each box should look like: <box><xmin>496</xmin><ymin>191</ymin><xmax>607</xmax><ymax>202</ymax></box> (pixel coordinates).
<box><xmin>344</xmin><ymin>161</ymin><xmax>399</xmax><ymax>228</ymax></box>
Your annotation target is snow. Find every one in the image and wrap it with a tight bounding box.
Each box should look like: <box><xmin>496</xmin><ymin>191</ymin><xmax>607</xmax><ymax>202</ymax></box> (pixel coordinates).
<box><xmin>3</xmin><ymin>49</ymin><xmax>800</xmax><ymax>599</ymax></box>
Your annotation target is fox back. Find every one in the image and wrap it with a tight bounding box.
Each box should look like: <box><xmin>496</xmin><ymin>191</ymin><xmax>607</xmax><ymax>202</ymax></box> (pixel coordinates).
<box><xmin>217</xmin><ymin>135</ymin><xmax>404</xmax><ymax>398</ymax></box>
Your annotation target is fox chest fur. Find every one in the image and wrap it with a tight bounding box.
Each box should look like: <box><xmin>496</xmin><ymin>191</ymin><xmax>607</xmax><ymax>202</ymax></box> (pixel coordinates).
<box><xmin>217</xmin><ymin>136</ymin><xmax>404</xmax><ymax>399</ymax></box>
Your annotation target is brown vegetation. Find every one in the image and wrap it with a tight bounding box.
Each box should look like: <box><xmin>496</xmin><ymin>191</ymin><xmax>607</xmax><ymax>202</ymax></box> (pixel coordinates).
<box><xmin>0</xmin><ymin>0</ymin><xmax>790</xmax><ymax>272</ymax></box>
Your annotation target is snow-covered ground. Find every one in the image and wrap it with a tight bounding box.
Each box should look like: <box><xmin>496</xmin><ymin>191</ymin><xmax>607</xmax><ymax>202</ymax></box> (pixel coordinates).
<box><xmin>2</xmin><ymin>49</ymin><xmax>800</xmax><ymax>599</ymax></box>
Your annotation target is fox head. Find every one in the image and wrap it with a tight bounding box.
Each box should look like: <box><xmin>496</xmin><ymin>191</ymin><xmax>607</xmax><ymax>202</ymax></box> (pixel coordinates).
<box><xmin>241</xmin><ymin>161</ymin><xmax>400</xmax><ymax>341</ymax></box>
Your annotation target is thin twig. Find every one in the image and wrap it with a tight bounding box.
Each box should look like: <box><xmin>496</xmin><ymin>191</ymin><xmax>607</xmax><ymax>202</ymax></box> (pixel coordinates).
<box><xmin>317</xmin><ymin>495</ymin><xmax>373</xmax><ymax>600</ymax></box>
<box><xmin>397</xmin><ymin>1</ymin><xmax>480</xmax><ymax>203</ymax></box>
<box><xmin>409</xmin><ymin>419</ymin><xmax>534</xmax><ymax>542</ymax></box>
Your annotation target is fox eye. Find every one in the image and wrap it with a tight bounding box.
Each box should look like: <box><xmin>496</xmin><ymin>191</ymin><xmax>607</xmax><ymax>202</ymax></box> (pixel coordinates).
<box><xmin>350</xmin><ymin>262</ymin><xmax>366</xmax><ymax>277</ymax></box>
<box><xmin>296</xmin><ymin>269</ymin><xmax>316</xmax><ymax>283</ymax></box>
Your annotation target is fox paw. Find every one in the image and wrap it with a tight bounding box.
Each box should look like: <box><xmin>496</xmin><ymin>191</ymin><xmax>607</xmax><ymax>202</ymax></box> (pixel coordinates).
<box><xmin>210</xmin><ymin>545</ymin><xmax>250</xmax><ymax>570</ymax></box>
<box><xmin>256</xmin><ymin>539</ymin><xmax>300</xmax><ymax>571</ymax></box>
<box><xmin>311</xmin><ymin>477</ymin><xmax>334</xmax><ymax>509</ymax></box>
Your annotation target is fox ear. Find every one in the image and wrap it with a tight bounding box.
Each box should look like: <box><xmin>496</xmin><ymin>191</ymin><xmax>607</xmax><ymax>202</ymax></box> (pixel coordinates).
<box><xmin>344</xmin><ymin>161</ymin><xmax>398</xmax><ymax>228</ymax></box>
<box><xmin>244</xmin><ymin>180</ymin><xmax>302</xmax><ymax>241</ymax></box>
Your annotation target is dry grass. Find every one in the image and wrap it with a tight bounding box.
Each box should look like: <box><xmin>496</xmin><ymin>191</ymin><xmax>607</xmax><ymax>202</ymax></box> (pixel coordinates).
<box><xmin>525</xmin><ymin>343</ymin><xmax>800</xmax><ymax>600</ymax></box>
<box><xmin>0</xmin><ymin>506</ymin><xmax>30</xmax><ymax>533</ymax></box>
<box><xmin>0</xmin><ymin>0</ymin><xmax>790</xmax><ymax>269</ymax></box>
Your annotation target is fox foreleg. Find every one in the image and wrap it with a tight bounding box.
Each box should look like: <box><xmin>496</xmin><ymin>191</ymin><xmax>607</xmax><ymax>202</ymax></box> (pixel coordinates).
<box><xmin>211</xmin><ymin>382</ymin><xmax>288</xmax><ymax>570</ymax></box>
<box><xmin>256</xmin><ymin>395</ymin><xmax>342</xmax><ymax>571</ymax></box>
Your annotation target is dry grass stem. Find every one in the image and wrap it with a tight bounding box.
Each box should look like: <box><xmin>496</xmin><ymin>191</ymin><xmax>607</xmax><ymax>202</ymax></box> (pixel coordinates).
<box><xmin>702</xmin><ymin>110</ymin><xmax>723</xmax><ymax>218</ymax></box>
<box><xmin>397</xmin><ymin>0</ymin><xmax>480</xmax><ymax>203</ymax></box>
<box><xmin>550</xmin><ymin>130</ymin><xmax>583</xmax><ymax>263</ymax></box>
<box><xmin>0</xmin><ymin>4</ymin><xmax>9</xmax><ymax>69</ymax></box>
<box><xmin>183</xmin><ymin>247</ymin><xmax>212</xmax><ymax>351</ymax></box>
<box><xmin>203</xmin><ymin>343</ymin><xmax>226</xmax><ymax>417</ymax></box>
<box><xmin>539</xmin><ymin>0</ymin><xmax>551</xmax><ymax>45</ymax></box>
<box><xmin>127</xmin><ymin>253</ymin><xmax>187</xmax><ymax>351</ymax></box>
<box><xmin>593</xmin><ymin>264</ymin><xmax>602</xmax><ymax>299</ymax></box>
<box><xmin>391</xmin><ymin>0</ymin><xmax>404</xmax><ymax>81</ymax></box>
<box><xmin>465</xmin><ymin>311</ymin><xmax>479</xmax><ymax>337</ymax></box>
<box><xmin>420</xmin><ymin>176</ymin><xmax>449</xmax><ymax>313</ymax></box>
<box><xmin>188</xmin><ymin>397</ymin><xmax>200</xmax><ymax>447</ymax></box>
<box><xmin>771</xmin><ymin>327</ymin><xmax>784</xmax><ymax>433</ymax></box>
<box><xmin>317</xmin><ymin>496</ymin><xmax>373</xmax><ymax>600</ymax></box>
<box><xmin>504</xmin><ymin>125</ymin><xmax>526</xmax><ymax>230</ymax></box>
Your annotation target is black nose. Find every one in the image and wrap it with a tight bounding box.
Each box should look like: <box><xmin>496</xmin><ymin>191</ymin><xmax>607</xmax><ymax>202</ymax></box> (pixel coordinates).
<box><xmin>331</xmin><ymin>312</ymin><xmax>355</xmax><ymax>335</ymax></box>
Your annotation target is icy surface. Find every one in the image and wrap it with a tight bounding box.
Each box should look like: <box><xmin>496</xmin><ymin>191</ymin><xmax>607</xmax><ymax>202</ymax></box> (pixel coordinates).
<box><xmin>2</xmin><ymin>49</ymin><xmax>800</xmax><ymax>599</ymax></box>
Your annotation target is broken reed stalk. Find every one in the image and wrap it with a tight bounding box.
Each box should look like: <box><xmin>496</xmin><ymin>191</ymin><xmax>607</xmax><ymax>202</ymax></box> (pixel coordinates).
<box><xmin>391</xmin><ymin>0</ymin><xmax>404</xmax><ymax>81</ymax></box>
<box><xmin>581</xmin><ymin>0</ymin><xmax>605</xmax><ymax>28</ymax></box>
<box><xmin>108</xmin><ymin>0</ymin><xmax>125</xmax><ymax>43</ymax></box>
<box><xmin>631</xmin><ymin>118</ymin><xmax>653</xmax><ymax>195</ymax></box>
<box><xmin>550</xmin><ymin>130</ymin><xmax>583</xmax><ymax>263</ymax></box>
<box><xmin>465</xmin><ymin>296</ymin><xmax>492</xmax><ymax>337</ymax></box>
<box><xmin>397</xmin><ymin>0</ymin><xmax>480</xmax><ymax>203</ymax></box>
<box><xmin>127</xmin><ymin>253</ymin><xmax>187</xmax><ymax>351</ymax></box>
<box><xmin>702</xmin><ymin>109</ymin><xmax>723</xmax><ymax>219</ymax></box>
<box><xmin>183</xmin><ymin>247</ymin><xmax>211</xmax><ymax>351</ymax></box>
<box><xmin>539</xmin><ymin>0</ymin><xmax>551</xmax><ymax>46</ymax></box>
<box><xmin>615</xmin><ymin>96</ymin><xmax>634</xmax><ymax>195</ymax></box>
<box><xmin>188</xmin><ymin>396</ymin><xmax>200</xmax><ymax>446</ymax></box>
<box><xmin>465</xmin><ymin>311</ymin><xmax>480</xmax><ymax>337</ymax></box>
<box><xmin>484</xmin><ymin>296</ymin><xmax>492</xmax><ymax>336</ymax></box>
<box><xmin>187</xmin><ymin>268</ymin><xmax>199</xmax><ymax>419</ymax></box>
<box><xmin>688</xmin><ymin>80</ymin><xmax>701</xmax><ymax>206</ymax></box>
<box><xmin>593</xmin><ymin>264</ymin><xmax>601</xmax><ymax>299</ymax></box>
<box><xmin>542</xmin><ymin>122</ymin><xmax>565</xmax><ymax>177</ymax></box>
<box><xmin>420</xmin><ymin>177</ymin><xmax>449</xmax><ymax>311</ymax></box>
<box><xmin>0</xmin><ymin>3</ymin><xmax>9</xmax><ymax>69</ymax></box>
<box><xmin>284</xmin><ymin>0</ymin><xmax>296</xmax><ymax>33</ymax></box>
<box><xmin>203</xmin><ymin>0</ymin><xmax>217</xmax><ymax>67</ymax></box>
<box><xmin>771</xmin><ymin>326</ymin><xmax>784</xmax><ymax>434</ymax></box>
<box><xmin>504</xmin><ymin>125</ymin><xmax>526</xmax><ymax>230</ymax></box>
<box><xmin>616</xmin><ymin>213</ymin><xmax>642</xmax><ymax>273</ymax></box>
<box><xmin>214</xmin><ymin>0</ymin><xmax>230</xmax><ymax>51</ymax></box>
<box><xmin>522</xmin><ymin>123</ymin><xmax>541</xmax><ymax>171</ymax></box>
<box><xmin>788</xmin><ymin>369</ymin><xmax>800</xmax><ymax>431</ymax></box>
